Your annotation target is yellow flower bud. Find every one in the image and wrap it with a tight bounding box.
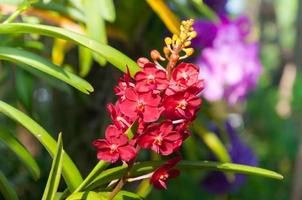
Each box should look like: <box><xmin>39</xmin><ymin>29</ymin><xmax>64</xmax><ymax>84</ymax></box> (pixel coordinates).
<box><xmin>172</xmin><ymin>34</ymin><xmax>178</xmax><ymax>42</ymax></box>
<box><xmin>184</xmin><ymin>48</ymin><xmax>194</xmax><ymax>56</ymax></box>
<box><xmin>184</xmin><ymin>41</ymin><xmax>191</xmax><ymax>47</ymax></box>
<box><xmin>165</xmin><ymin>37</ymin><xmax>172</xmax><ymax>45</ymax></box>
<box><xmin>189</xmin><ymin>31</ymin><xmax>197</xmax><ymax>39</ymax></box>
<box><xmin>163</xmin><ymin>47</ymin><xmax>170</xmax><ymax>55</ymax></box>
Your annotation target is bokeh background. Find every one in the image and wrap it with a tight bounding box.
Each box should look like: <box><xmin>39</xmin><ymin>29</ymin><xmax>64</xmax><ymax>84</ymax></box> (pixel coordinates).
<box><xmin>0</xmin><ymin>0</ymin><xmax>300</xmax><ymax>199</ymax></box>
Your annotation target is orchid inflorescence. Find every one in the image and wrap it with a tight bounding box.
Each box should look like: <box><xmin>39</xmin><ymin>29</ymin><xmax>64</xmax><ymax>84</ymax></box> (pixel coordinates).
<box><xmin>93</xmin><ymin>19</ymin><xmax>204</xmax><ymax>190</ymax></box>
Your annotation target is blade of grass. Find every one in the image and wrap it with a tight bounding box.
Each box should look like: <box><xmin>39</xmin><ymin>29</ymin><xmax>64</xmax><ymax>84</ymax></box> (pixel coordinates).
<box><xmin>42</xmin><ymin>133</ymin><xmax>64</xmax><ymax>200</ymax></box>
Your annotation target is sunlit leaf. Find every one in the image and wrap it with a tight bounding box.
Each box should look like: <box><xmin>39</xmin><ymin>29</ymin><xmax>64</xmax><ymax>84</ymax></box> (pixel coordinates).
<box><xmin>0</xmin><ymin>170</ymin><xmax>18</xmax><ymax>200</ymax></box>
<box><xmin>79</xmin><ymin>46</ymin><xmax>93</xmax><ymax>77</ymax></box>
<box><xmin>0</xmin><ymin>23</ymin><xmax>141</xmax><ymax>76</ymax></box>
<box><xmin>66</xmin><ymin>191</ymin><xmax>142</xmax><ymax>200</ymax></box>
<box><xmin>84</xmin><ymin>0</ymin><xmax>107</xmax><ymax>66</ymax></box>
<box><xmin>0</xmin><ymin>47</ymin><xmax>93</xmax><ymax>94</ymax></box>
<box><xmin>0</xmin><ymin>125</ymin><xmax>40</xmax><ymax>180</ymax></box>
<box><xmin>0</xmin><ymin>100</ymin><xmax>83</xmax><ymax>191</ymax></box>
<box><xmin>86</xmin><ymin>160</ymin><xmax>283</xmax><ymax>190</ymax></box>
<box><xmin>192</xmin><ymin>122</ymin><xmax>231</xmax><ymax>163</ymax></box>
<box><xmin>52</xmin><ymin>39</ymin><xmax>69</xmax><ymax>66</ymax></box>
<box><xmin>98</xmin><ymin>0</ymin><xmax>116</xmax><ymax>22</ymax></box>
<box><xmin>42</xmin><ymin>133</ymin><xmax>64</xmax><ymax>200</ymax></box>
<box><xmin>73</xmin><ymin>161</ymin><xmax>109</xmax><ymax>193</ymax></box>
<box><xmin>146</xmin><ymin>0</ymin><xmax>180</xmax><ymax>34</ymax></box>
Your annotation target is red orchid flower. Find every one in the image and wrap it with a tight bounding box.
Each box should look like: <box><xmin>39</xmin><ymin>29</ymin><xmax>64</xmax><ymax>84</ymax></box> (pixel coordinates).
<box><xmin>163</xmin><ymin>91</ymin><xmax>202</xmax><ymax>120</ymax></box>
<box><xmin>166</xmin><ymin>63</ymin><xmax>204</xmax><ymax>95</ymax></box>
<box><xmin>107</xmin><ymin>103</ymin><xmax>133</xmax><ymax>131</ymax></box>
<box><xmin>119</xmin><ymin>88</ymin><xmax>163</xmax><ymax>122</ymax></box>
<box><xmin>150</xmin><ymin>156</ymin><xmax>181</xmax><ymax>189</ymax></box>
<box><xmin>138</xmin><ymin>121</ymin><xmax>182</xmax><ymax>155</ymax></box>
<box><xmin>135</xmin><ymin>63</ymin><xmax>168</xmax><ymax>93</ymax></box>
<box><xmin>114</xmin><ymin>67</ymin><xmax>135</xmax><ymax>101</ymax></box>
<box><xmin>92</xmin><ymin>125</ymin><xmax>136</xmax><ymax>163</ymax></box>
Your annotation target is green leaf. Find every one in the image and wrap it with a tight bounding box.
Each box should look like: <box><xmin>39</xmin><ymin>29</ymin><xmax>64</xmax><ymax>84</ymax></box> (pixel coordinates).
<box><xmin>83</xmin><ymin>0</ymin><xmax>107</xmax><ymax>66</ymax></box>
<box><xmin>73</xmin><ymin>161</ymin><xmax>109</xmax><ymax>193</ymax></box>
<box><xmin>42</xmin><ymin>133</ymin><xmax>64</xmax><ymax>200</ymax></box>
<box><xmin>0</xmin><ymin>23</ymin><xmax>141</xmax><ymax>76</ymax></box>
<box><xmin>0</xmin><ymin>171</ymin><xmax>18</xmax><ymax>200</ymax></box>
<box><xmin>98</xmin><ymin>0</ymin><xmax>116</xmax><ymax>22</ymax></box>
<box><xmin>0</xmin><ymin>100</ymin><xmax>83</xmax><ymax>191</ymax></box>
<box><xmin>86</xmin><ymin>160</ymin><xmax>283</xmax><ymax>190</ymax></box>
<box><xmin>0</xmin><ymin>47</ymin><xmax>93</xmax><ymax>94</ymax></box>
<box><xmin>67</xmin><ymin>191</ymin><xmax>142</xmax><ymax>200</ymax></box>
<box><xmin>125</xmin><ymin>121</ymin><xmax>137</xmax><ymax>139</ymax></box>
<box><xmin>79</xmin><ymin>46</ymin><xmax>93</xmax><ymax>77</ymax></box>
<box><xmin>136</xmin><ymin>179</ymin><xmax>152</xmax><ymax>198</ymax></box>
<box><xmin>192</xmin><ymin>122</ymin><xmax>231</xmax><ymax>163</ymax></box>
<box><xmin>0</xmin><ymin>125</ymin><xmax>40</xmax><ymax>180</ymax></box>
<box><xmin>15</xmin><ymin>67</ymin><xmax>34</xmax><ymax>111</ymax></box>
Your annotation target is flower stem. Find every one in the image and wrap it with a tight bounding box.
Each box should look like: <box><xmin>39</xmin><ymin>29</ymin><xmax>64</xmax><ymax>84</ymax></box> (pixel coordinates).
<box><xmin>107</xmin><ymin>146</ymin><xmax>141</xmax><ymax>200</ymax></box>
<box><xmin>2</xmin><ymin>1</ymin><xmax>31</xmax><ymax>24</ymax></box>
<box><xmin>107</xmin><ymin>160</ymin><xmax>135</xmax><ymax>200</ymax></box>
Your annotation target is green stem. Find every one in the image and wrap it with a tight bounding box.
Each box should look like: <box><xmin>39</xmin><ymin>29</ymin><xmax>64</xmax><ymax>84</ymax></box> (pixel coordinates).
<box><xmin>190</xmin><ymin>0</ymin><xmax>220</xmax><ymax>22</ymax></box>
<box><xmin>2</xmin><ymin>1</ymin><xmax>31</xmax><ymax>24</ymax></box>
<box><xmin>72</xmin><ymin>161</ymin><xmax>109</xmax><ymax>193</ymax></box>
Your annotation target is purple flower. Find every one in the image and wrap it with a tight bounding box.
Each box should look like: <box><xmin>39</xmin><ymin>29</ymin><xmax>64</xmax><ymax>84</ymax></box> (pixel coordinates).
<box><xmin>204</xmin><ymin>0</ymin><xmax>228</xmax><ymax>14</ymax></box>
<box><xmin>201</xmin><ymin>122</ymin><xmax>258</xmax><ymax>194</ymax></box>
<box><xmin>193</xmin><ymin>16</ymin><xmax>262</xmax><ymax>104</ymax></box>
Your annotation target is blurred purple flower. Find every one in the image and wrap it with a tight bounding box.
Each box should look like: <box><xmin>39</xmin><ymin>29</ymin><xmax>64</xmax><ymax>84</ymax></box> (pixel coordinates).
<box><xmin>193</xmin><ymin>16</ymin><xmax>262</xmax><ymax>104</ymax></box>
<box><xmin>204</xmin><ymin>0</ymin><xmax>228</xmax><ymax>14</ymax></box>
<box><xmin>201</xmin><ymin>122</ymin><xmax>258</xmax><ymax>194</ymax></box>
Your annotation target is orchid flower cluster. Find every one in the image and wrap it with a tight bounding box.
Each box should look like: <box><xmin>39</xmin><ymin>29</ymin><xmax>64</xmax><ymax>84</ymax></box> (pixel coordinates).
<box><xmin>93</xmin><ymin>19</ymin><xmax>204</xmax><ymax>189</ymax></box>
<box><xmin>193</xmin><ymin>16</ymin><xmax>262</xmax><ymax>105</ymax></box>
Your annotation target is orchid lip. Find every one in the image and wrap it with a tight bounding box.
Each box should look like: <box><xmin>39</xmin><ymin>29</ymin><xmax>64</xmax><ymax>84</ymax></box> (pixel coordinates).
<box><xmin>110</xmin><ymin>144</ymin><xmax>118</xmax><ymax>153</ymax></box>
<box><xmin>136</xmin><ymin>100</ymin><xmax>145</xmax><ymax>112</ymax></box>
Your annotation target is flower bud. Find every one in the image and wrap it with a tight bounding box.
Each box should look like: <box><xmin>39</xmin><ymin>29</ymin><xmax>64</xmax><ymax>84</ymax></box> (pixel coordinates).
<box><xmin>189</xmin><ymin>31</ymin><xmax>197</xmax><ymax>39</ymax></box>
<box><xmin>163</xmin><ymin>47</ymin><xmax>170</xmax><ymax>55</ymax></box>
<box><xmin>137</xmin><ymin>57</ymin><xmax>150</xmax><ymax>68</ymax></box>
<box><xmin>165</xmin><ymin>37</ymin><xmax>172</xmax><ymax>45</ymax></box>
<box><xmin>184</xmin><ymin>48</ymin><xmax>194</xmax><ymax>56</ymax></box>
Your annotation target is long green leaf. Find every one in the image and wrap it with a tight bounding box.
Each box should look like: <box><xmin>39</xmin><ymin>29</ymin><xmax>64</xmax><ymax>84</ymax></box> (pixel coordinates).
<box><xmin>86</xmin><ymin>160</ymin><xmax>283</xmax><ymax>190</ymax></box>
<box><xmin>0</xmin><ymin>23</ymin><xmax>141</xmax><ymax>76</ymax></box>
<box><xmin>192</xmin><ymin>122</ymin><xmax>231</xmax><ymax>163</ymax></box>
<box><xmin>15</xmin><ymin>67</ymin><xmax>34</xmax><ymax>111</ymax></box>
<box><xmin>0</xmin><ymin>125</ymin><xmax>40</xmax><ymax>180</ymax></box>
<box><xmin>0</xmin><ymin>47</ymin><xmax>93</xmax><ymax>94</ymax></box>
<box><xmin>98</xmin><ymin>0</ymin><xmax>116</xmax><ymax>22</ymax></box>
<box><xmin>0</xmin><ymin>170</ymin><xmax>18</xmax><ymax>200</ymax></box>
<box><xmin>0</xmin><ymin>100</ymin><xmax>83</xmax><ymax>191</ymax></box>
<box><xmin>42</xmin><ymin>133</ymin><xmax>64</xmax><ymax>200</ymax></box>
<box><xmin>84</xmin><ymin>0</ymin><xmax>107</xmax><ymax>66</ymax></box>
<box><xmin>67</xmin><ymin>191</ymin><xmax>142</xmax><ymax>200</ymax></box>
<box><xmin>79</xmin><ymin>46</ymin><xmax>93</xmax><ymax>77</ymax></box>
